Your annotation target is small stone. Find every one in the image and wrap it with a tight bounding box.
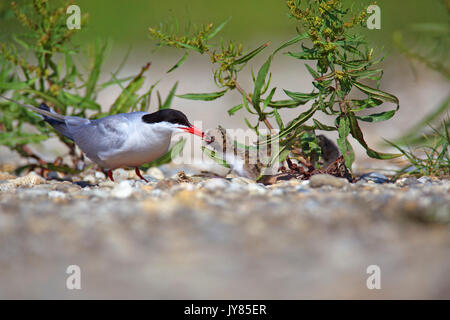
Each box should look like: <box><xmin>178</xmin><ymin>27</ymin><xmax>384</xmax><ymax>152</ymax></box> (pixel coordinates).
<box><xmin>396</xmin><ymin>177</ymin><xmax>419</xmax><ymax>187</ymax></box>
<box><xmin>418</xmin><ymin>176</ymin><xmax>432</xmax><ymax>184</ymax></box>
<box><xmin>98</xmin><ymin>181</ymin><xmax>115</xmax><ymax>188</ymax></box>
<box><xmin>10</xmin><ymin>172</ymin><xmax>45</xmax><ymax>187</ymax></box>
<box><xmin>113</xmin><ymin>169</ymin><xmax>128</xmax><ymax>182</ymax></box>
<box><xmin>145</xmin><ymin>167</ymin><xmax>165</xmax><ymax>180</ymax></box>
<box><xmin>202</xmin><ymin>178</ymin><xmax>230</xmax><ymax>191</ymax></box>
<box><xmin>247</xmin><ymin>183</ymin><xmax>267</xmax><ymax>195</ymax></box>
<box><xmin>95</xmin><ymin>171</ymin><xmax>106</xmax><ymax>181</ymax></box>
<box><xmin>46</xmin><ymin>171</ymin><xmax>64</xmax><ymax>180</ymax></box>
<box><xmin>48</xmin><ymin>191</ymin><xmax>66</xmax><ymax>199</ymax></box>
<box><xmin>359</xmin><ymin>172</ymin><xmax>390</xmax><ymax>184</ymax></box>
<box><xmin>84</xmin><ymin>175</ymin><xmax>97</xmax><ymax>184</ymax></box>
<box><xmin>309</xmin><ymin>174</ymin><xmax>349</xmax><ymax>188</ymax></box>
<box><xmin>111</xmin><ymin>181</ymin><xmax>134</xmax><ymax>199</ymax></box>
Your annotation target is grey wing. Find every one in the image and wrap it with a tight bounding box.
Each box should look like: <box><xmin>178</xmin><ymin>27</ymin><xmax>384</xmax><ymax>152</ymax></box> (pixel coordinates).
<box><xmin>68</xmin><ymin>115</ymin><xmax>129</xmax><ymax>165</ymax></box>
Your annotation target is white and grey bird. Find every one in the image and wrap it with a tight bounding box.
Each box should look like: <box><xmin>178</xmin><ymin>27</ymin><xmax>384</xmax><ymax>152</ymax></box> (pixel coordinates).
<box><xmin>0</xmin><ymin>95</ymin><xmax>206</xmax><ymax>182</ymax></box>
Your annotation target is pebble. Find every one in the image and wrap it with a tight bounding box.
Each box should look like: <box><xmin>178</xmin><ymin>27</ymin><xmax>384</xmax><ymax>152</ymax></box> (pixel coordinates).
<box><xmin>95</xmin><ymin>171</ymin><xmax>106</xmax><ymax>181</ymax></box>
<box><xmin>418</xmin><ymin>176</ymin><xmax>432</xmax><ymax>184</ymax></box>
<box><xmin>247</xmin><ymin>183</ymin><xmax>267</xmax><ymax>195</ymax></box>
<box><xmin>113</xmin><ymin>169</ymin><xmax>129</xmax><ymax>182</ymax></box>
<box><xmin>202</xmin><ymin>178</ymin><xmax>230</xmax><ymax>191</ymax></box>
<box><xmin>12</xmin><ymin>172</ymin><xmax>45</xmax><ymax>186</ymax></box>
<box><xmin>359</xmin><ymin>172</ymin><xmax>390</xmax><ymax>184</ymax></box>
<box><xmin>111</xmin><ymin>181</ymin><xmax>134</xmax><ymax>199</ymax></box>
<box><xmin>396</xmin><ymin>177</ymin><xmax>420</xmax><ymax>187</ymax></box>
<box><xmin>84</xmin><ymin>174</ymin><xmax>97</xmax><ymax>184</ymax></box>
<box><xmin>146</xmin><ymin>167</ymin><xmax>165</xmax><ymax>180</ymax></box>
<box><xmin>309</xmin><ymin>174</ymin><xmax>349</xmax><ymax>188</ymax></box>
<box><xmin>46</xmin><ymin>171</ymin><xmax>63</xmax><ymax>180</ymax></box>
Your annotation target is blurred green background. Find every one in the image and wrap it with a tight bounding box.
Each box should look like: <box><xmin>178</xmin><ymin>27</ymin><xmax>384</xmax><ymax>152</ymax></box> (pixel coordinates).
<box><xmin>0</xmin><ymin>0</ymin><xmax>448</xmax><ymax>50</ymax></box>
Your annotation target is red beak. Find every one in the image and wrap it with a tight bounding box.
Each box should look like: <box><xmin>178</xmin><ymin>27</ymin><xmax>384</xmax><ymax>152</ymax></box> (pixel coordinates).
<box><xmin>181</xmin><ymin>125</ymin><xmax>205</xmax><ymax>139</ymax></box>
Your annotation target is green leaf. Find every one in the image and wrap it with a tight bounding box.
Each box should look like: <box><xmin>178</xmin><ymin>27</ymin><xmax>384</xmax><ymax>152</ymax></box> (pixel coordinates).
<box><xmin>261</xmin><ymin>87</ymin><xmax>276</xmax><ymax>112</ymax></box>
<box><xmin>177</xmin><ymin>89</ymin><xmax>227</xmax><ymax>101</ymax></box>
<box><xmin>351</xmin><ymin>98</ymin><xmax>383</xmax><ymax>111</ymax></box>
<box><xmin>139</xmin><ymin>80</ymin><xmax>160</xmax><ymax>111</ymax></box>
<box><xmin>0</xmin><ymin>82</ymin><xmax>29</xmax><ymax>90</ymax></box>
<box><xmin>285</xmin><ymin>50</ymin><xmax>319</xmax><ymax>60</ymax></box>
<box><xmin>272</xmin><ymin>109</ymin><xmax>284</xmax><ymax>130</ymax></box>
<box><xmin>233</xmin><ymin>43</ymin><xmax>269</xmax><ymax>65</ymax></box>
<box><xmin>60</xmin><ymin>92</ymin><xmax>101</xmax><ymax>111</ymax></box>
<box><xmin>356</xmin><ymin>110</ymin><xmax>396</xmax><ymax>122</ymax></box>
<box><xmin>305</xmin><ymin>64</ymin><xmax>320</xmax><ymax>79</ymax></box>
<box><xmin>85</xmin><ymin>41</ymin><xmax>109</xmax><ymax>100</ymax></box>
<box><xmin>352</xmin><ymin>81</ymin><xmax>399</xmax><ymax>105</ymax></box>
<box><xmin>313</xmin><ymin>119</ymin><xmax>336</xmax><ymax>131</ymax></box>
<box><xmin>110</xmin><ymin>75</ymin><xmax>146</xmax><ymax>114</ymax></box>
<box><xmin>228</xmin><ymin>103</ymin><xmax>243</xmax><ymax>116</ymax></box>
<box><xmin>160</xmin><ymin>81</ymin><xmax>178</xmax><ymax>109</ymax></box>
<box><xmin>172</xmin><ymin>40</ymin><xmax>202</xmax><ymax>53</ymax></box>
<box><xmin>252</xmin><ymin>55</ymin><xmax>272</xmax><ymax>111</ymax></box>
<box><xmin>167</xmin><ymin>51</ymin><xmax>188</xmax><ymax>73</ymax></box>
<box><xmin>273</xmin><ymin>32</ymin><xmax>308</xmax><ymax>54</ymax></box>
<box><xmin>264</xmin><ymin>103</ymin><xmax>320</xmax><ymax>144</ymax></box>
<box><xmin>0</xmin><ymin>132</ymin><xmax>48</xmax><ymax>148</ymax></box>
<box><xmin>20</xmin><ymin>89</ymin><xmax>65</xmax><ymax>109</ymax></box>
<box><xmin>283</xmin><ymin>89</ymin><xmax>319</xmax><ymax>104</ymax></box>
<box><xmin>337</xmin><ymin>115</ymin><xmax>354</xmax><ymax>169</ymax></box>
<box><xmin>201</xmin><ymin>146</ymin><xmax>231</xmax><ymax>168</ymax></box>
<box><xmin>348</xmin><ymin>114</ymin><xmax>402</xmax><ymax>159</ymax></box>
<box><xmin>348</xmin><ymin>69</ymin><xmax>383</xmax><ymax>80</ymax></box>
<box><xmin>269</xmin><ymin>135</ymin><xmax>297</xmax><ymax>165</ymax></box>
<box><xmin>207</xmin><ymin>17</ymin><xmax>232</xmax><ymax>39</ymax></box>
<box><xmin>267</xmin><ymin>99</ymin><xmax>302</xmax><ymax>108</ymax></box>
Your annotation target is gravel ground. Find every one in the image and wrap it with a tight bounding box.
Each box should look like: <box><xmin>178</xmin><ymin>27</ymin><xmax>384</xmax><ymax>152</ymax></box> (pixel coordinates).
<box><xmin>0</xmin><ymin>168</ymin><xmax>449</xmax><ymax>299</ymax></box>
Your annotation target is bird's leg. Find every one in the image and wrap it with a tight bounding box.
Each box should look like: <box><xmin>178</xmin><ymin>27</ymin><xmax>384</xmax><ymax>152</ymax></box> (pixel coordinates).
<box><xmin>107</xmin><ymin>169</ymin><xmax>114</xmax><ymax>182</ymax></box>
<box><xmin>135</xmin><ymin>167</ymin><xmax>149</xmax><ymax>183</ymax></box>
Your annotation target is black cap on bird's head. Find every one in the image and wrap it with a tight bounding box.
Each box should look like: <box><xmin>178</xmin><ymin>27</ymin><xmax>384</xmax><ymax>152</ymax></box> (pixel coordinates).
<box><xmin>142</xmin><ymin>109</ymin><xmax>206</xmax><ymax>139</ymax></box>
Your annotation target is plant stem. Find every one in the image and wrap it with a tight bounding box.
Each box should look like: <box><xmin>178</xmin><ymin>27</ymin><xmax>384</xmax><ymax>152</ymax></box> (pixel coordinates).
<box><xmin>231</xmin><ymin>77</ymin><xmax>276</xmax><ymax>133</ymax></box>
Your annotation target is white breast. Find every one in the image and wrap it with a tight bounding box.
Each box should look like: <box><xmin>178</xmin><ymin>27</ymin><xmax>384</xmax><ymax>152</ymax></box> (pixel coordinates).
<box><xmin>97</xmin><ymin>120</ymin><xmax>173</xmax><ymax>169</ymax></box>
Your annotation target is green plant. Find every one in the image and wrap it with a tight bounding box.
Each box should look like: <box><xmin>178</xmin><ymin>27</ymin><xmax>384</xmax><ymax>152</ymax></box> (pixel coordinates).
<box><xmin>0</xmin><ymin>0</ymin><xmax>182</xmax><ymax>175</ymax></box>
<box><xmin>150</xmin><ymin>0</ymin><xmax>401</xmax><ymax>173</ymax></box>
<box><xmin>387</xmin><ymin>118</ymin><xmax>449</xmax><ymax>177</ymax></box>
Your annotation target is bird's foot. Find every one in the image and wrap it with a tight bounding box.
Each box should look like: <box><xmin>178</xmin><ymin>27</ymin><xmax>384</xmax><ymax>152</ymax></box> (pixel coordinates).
<box><xmin>135</xmin><ymin>167</ymin><xmax>149</xmax><ymax>183</ymax></box>
<box><xmin>107</xmin><ymin>169</ymin><xmax>114</xmax><ymax>182</ymax></box>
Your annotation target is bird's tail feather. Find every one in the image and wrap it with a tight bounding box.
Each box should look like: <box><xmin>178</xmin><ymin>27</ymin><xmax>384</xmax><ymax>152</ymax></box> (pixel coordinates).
<box><xmin>0</xmin><ymin>95</ymin><xmax>73</xmax><ymax>140</ymax></box>
<box><xmin>38</xmin><ymin>104</ymin><xmax>73</xmax><ymax>140</ymax></box>
<box><xmin>0</xmin><ymin>95</ymin><xmax>66</xmax><ymax>121</ymax></box>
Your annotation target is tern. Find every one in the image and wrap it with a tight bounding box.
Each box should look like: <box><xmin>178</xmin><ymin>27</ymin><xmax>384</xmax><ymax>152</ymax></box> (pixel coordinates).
<box><xmin>0</xmin><ymin>95</ymin><xmax>206</xmax><ymax>182</ymax></box>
